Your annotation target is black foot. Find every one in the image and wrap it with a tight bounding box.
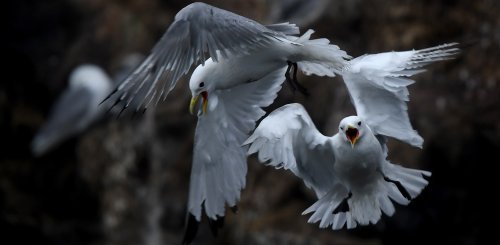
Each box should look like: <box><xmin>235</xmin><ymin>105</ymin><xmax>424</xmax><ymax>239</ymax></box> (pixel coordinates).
<box><xmin>208</xmin><ymin>216</ymin><xmax>225</xmax><ymax>237</ymax></box>
<box><xmin>285</xmin><ymin>61</ymin><xmax>309</xmax><ymax>96</ymax></box>
<box><xmin>384</xmin><ymin>176</ymin><xmax>412</xmax><ymax>201</ymax></box>
<box><xmin>230</xmin><ymin>205</ymin><xmax>239</xmax><ymax>214</ymax></box>
<box><xmin>333</xmin><ymin>192</ymin><xmax>352</xmax><ymax>214</ymax></box>
<box><xmin>182</xmin><ymin>214</ymin><xmax>199</xmax><ymax>245</ymax></box>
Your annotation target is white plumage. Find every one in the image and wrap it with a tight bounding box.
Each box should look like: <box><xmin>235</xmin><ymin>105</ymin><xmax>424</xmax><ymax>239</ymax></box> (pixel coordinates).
<box><xmin>244</xmin><ymin>43</ymin><xmax>458</xmax><ymax>229</ymax></box>
<box><xmin>341</xmin><ymin>43</ymin><xmax>458</xmax><ymax>147</ymax></box>
<box><xmin>104</xmin><ymin>2</ymin><xmax>352</xmax><ymax>226</ymax></box>
<box><xmin>244</xmin><ymin>104</ymin><xmax>431</xmax><ymax>229</ymax></box>
<box><xmin>105</xmin><ymin>2</ymin><xmax>349</xmax><ymax>112</ymax></box>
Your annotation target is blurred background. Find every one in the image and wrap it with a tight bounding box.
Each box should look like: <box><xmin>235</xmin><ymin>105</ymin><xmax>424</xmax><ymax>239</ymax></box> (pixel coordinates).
<box><xmin>2</xmin><ymin>0</ymin><xmax>499</xmax><ymax>244</ymax></box>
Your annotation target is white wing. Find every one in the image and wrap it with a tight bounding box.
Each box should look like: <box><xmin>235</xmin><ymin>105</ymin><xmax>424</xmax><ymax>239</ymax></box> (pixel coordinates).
<box><xmin>104</xmin><ymin>2</ymin><xmax>298</xmax><ymax>112</ymax></box>
<box><xmin>342</xmin><ymin>43</ymin><xmax>459</xmax><ymax>147</ymax></box>
<box><xmin>244</xmin><ymin>103</ymin><xmax>338</xmax><ymax>198</ymax></box>
<box><xmin>188</xmin><ymin>67</ymin><xmax>287</xmax><ymax>221</ymax></box>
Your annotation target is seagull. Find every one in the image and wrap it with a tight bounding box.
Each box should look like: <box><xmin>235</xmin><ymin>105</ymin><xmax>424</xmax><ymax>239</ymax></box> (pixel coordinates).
<box><xmin>31</xmin><ymin>52</ymin><xmax>146</xmax><ymax>156</ymax></box>
<box><xmin>103</xmin><ymin>2</ymin><xmax>349</xmax><ymax>113</ymax></box>
<box><xmin>100</xmin><ymin>2</ymin><xmax>350</xmax><ymax>241</ymax></box>
<box><xmin>31</xmin><ymin>64</ymin><xmax>113</xmax><ymax>156</ymax></box>
<box><xmin>243</xmin><ymin>43</ymin><xmax>458</xmax><ymax>229</ymax></box>
<box><xmin>244</xmin><ymin>103</ymin><xmax>431</xmax><ymax>229</ymax></box>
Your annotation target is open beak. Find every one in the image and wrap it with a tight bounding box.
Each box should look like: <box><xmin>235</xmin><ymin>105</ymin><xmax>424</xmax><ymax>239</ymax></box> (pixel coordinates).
<box><xmin>345</xmin><ymin>125</ymin><xmax>359</xmax><ymax>148</ymax></box>
<box><xmin>189</xmin><ymin>91</ymin><xmax>208</xmax><ymax>115</ymax></box>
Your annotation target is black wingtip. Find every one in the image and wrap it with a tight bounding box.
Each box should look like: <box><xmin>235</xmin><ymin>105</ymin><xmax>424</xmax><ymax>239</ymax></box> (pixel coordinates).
<box><xmin>100</xmin><ymin>87</ymin><xmax>118</xmax><ymax>106</ymax></box>
<box><xmin>116</xmin><ymin>104</ymin><xmax>130</xmax><ymax>119</ymax></box>
<box><xmin>182</xmin><ymin>214</ymin><xmax>200</xmax><ymax>245</ymax></box>
<box><xmin>208</xmin><ymin>216</ymin><xmax>225</xmax><ymax>237</ymax></box>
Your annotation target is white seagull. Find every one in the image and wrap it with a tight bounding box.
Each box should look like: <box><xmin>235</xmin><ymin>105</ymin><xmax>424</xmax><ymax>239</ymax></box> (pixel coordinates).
<box><xmin>244</xmin><ymin>104</ymin><xmax>431</xmax><ymax>229</ymax></box>
<box><xmin>31</xmin><ymin>64</ymin><xmax>113</xmax><ymax>156</ymax></box>
<box><xmin>101</xmin><ymin>2</ymin><xmax>350</xmax><ymax>240</ymax></box>
<box><xmin>243</xmin><ymin>43</ymin><xmax>458</xmax><ymax>229</ymax></box>
<box><xmin>104</xmin><ymin>2</ymin><xmax>349</xmax><ymax>113</ymax></box>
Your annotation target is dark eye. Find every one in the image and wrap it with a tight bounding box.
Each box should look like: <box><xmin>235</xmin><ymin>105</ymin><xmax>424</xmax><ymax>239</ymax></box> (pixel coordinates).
<box><xmin>199</xmin><ymin>82</ymin><xmax>205</xmax><ymax>88</ymax></box>
<box><xmin>340</xmin><ymin>126</ymin><xmax>344</xmax><ymax>130</ymax></box>
<box><xmin>357</xmin><ymin>121</ymin><xmax>361</xmax><ymax>126</ymax></box>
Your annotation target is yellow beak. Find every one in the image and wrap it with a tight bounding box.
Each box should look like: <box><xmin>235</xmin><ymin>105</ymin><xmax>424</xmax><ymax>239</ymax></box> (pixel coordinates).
<box><xmin>189</xmin><ymin>91</ymin><xmax>208</xmax><ymax>115</ymax></box>
<box><xmin>345</xmin><ymin>125</ymin><xmax>359</xmax><ymax>148</ymax></box>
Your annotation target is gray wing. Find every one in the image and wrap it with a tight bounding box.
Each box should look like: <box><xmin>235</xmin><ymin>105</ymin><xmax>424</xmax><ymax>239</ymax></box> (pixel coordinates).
<box><xmin>106</xmin><ymin>2</ymin><xmax>290</xmax><ymax>112</ymax></box>
<box><xmin>31</xmin><ymin>87</ymin><xmax>97</xmax><ymax>155</ymax></box>
<box><xmin>188</xmin><ymin>67</ymin><xmax>287</xmax><ymax>221</ymax></box>
<box><xmin>342</xmin><ymin>43</ymin><xmax>459</xmax><ymax>148</ymax></box>
<box><xmin>244</xmin><ymin>103</ymin><xmax>337</xmax><ymax>198</ymax></box>
<box><xmin>265</xmin><ymin>22</ymin><xmax>300</xmax><ymax>35</ymax></box>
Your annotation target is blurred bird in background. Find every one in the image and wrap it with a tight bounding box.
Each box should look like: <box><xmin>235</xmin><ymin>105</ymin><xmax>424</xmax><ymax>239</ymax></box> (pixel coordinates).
<box><xmin>31</xmin><ymin>64</ymin><xmax>112</xmax><ymax>156</ymax></box>
<box><xmin>31</xmin><ymin>53</ymin><xmax>143</xmax><ymax>156</ymax></box>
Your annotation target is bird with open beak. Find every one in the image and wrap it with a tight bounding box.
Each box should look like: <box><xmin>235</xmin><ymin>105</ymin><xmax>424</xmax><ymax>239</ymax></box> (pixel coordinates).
<box><xmin>244</xmin><ymin>104</ymin><xmax>432</xmax><ymax>230</ymax></box>
<box><xmin>189</xmin><ymin>90</ymin><xmax>208</xmax><ymax>115</ymax></box>
<box><xmin>344</xmin><ymin>123</ymin><xmax>360</xmax><ymax>148</ymax></box>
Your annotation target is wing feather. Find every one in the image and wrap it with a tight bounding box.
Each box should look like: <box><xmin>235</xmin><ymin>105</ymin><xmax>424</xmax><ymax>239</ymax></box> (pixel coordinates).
<box><xmin>188</xmin><ymin>67</ymin><xmax>287</xmax><ymax>221</ymax></box>
<box><xmin>105</xmin><ymin>2</ymin><xmax>288</xmax><ymax>112</ymax></box>
<box><xmin>244</xmin><ymin>103</ymin><xmax>336</xmax><ymax>197</ymax></box>
<box><xmin>342</xmin><ymin>43</ymin><xmax>459</xmax><ymax>147</ymax></box>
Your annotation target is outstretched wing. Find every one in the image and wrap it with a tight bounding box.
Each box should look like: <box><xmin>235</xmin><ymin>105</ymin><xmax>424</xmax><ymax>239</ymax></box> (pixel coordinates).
<box><xmin>105</xmin><ymin>2</ymin><xmax>293</xmax><ymax>112</ymax></box>
<box><xmin>188</xmin><ymin>67</ymin><xmax>287</xmax><ymax>221</ymax></box>
<box><xmin>342</xmin><ymin>43</ymin><xmax>459</xmax><ymax>148</ymax></box>
<box><xmin>244</xmin><ymin>103</ymin><xmax>337</xmax><ymax>197</ymax></box>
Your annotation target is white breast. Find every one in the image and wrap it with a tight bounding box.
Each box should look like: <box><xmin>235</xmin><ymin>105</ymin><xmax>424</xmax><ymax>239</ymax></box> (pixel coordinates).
<box><xmin>333</xmin><ymin>135</ymin><xmax>383</xmax><ymax>190</ymax></box>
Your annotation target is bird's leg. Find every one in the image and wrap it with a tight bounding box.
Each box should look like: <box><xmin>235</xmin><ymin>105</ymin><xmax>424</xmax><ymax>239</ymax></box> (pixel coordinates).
<box><xmin>292</xmin><ymin>62</ymin><xmax>309</xmax><ymax>96</ymax></box>
<box><xmin>285</xmin><ymin>61</ymin><xmax>297</xmax><ymax>92</ymax></box>
<box><xmin>285</xmin><ymin>61</ymin><xmax>309</xmax><ymax>96</ymax></box>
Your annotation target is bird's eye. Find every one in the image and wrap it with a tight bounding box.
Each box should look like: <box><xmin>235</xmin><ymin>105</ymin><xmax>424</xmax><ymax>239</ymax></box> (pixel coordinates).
<box><xmin>340</xmin><ymin>126</ymin><xmax>344</xmax><ymax>130</ymax></box>
<box><xmin>357</xmin><ymin>121</ymin><xmax>361</xmax><ymax>126</ymax></box>
<box><xmin>199</xmin><ymin>82</ymin><xmax>205</xmax><ymax>88</ymax></box>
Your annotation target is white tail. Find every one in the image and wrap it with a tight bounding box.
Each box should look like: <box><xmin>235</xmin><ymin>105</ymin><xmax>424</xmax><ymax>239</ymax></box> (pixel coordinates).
<box><xmin>295</xmin><ymin>29</ymin><xmax>351</xmax><ymax>77</ymax></box>
<box><xmin>302</xmin><ymin>163</ymin><xmax>431</xmax><ymax>229</ymax></box>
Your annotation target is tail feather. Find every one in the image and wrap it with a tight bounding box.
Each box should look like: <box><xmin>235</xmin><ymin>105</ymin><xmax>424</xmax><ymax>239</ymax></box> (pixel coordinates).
<box><xmin>294</xmin><ymin>29</ymin><xmax>351</xmax><ymax>77</ymax></box>
<box><xmin>303</xmin><ymin>164</ymin><xmax>431</xmax><ymax>229</ymax></box>
<box><xmin>302</xmin><ymin>184</ymin><xmax>351</xmax><ymax>229</ymax></box>
<box><xmin>378</xmin><ymin>195</ymin><xmax>396</xmax><ymax>216</ymax></box>
<box><xmin>348</xmin><ymin>192</ymin><xmax>382</xmax><ymax>225</ymax></box>
<box><xmin>331</xmin><ymin>213</ymin><xmax>346</xmax><ymax>230</ymax></box>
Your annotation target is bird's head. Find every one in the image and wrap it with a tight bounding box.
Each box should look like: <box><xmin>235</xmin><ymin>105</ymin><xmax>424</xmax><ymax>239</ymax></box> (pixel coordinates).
<box><xmin>189</xmin><ymin>63</ymin><xmax>214</xmax><ymax>115</ymax></box>
<box><xmin>339</xmin><ymin>116</ymin><xmax>366</xmax><ymax>148</ymax></box>
<box><xmin>69</xmin><ymin>64</ymin><xmax>112</xmax><ymax>93</ymax></box>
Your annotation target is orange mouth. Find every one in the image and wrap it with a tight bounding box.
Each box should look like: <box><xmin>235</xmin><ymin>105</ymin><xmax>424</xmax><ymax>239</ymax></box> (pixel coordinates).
<box><xmin>346</xmin><ymin>127</ymin><xmax>359</xmax><ymax>146</ymax></box>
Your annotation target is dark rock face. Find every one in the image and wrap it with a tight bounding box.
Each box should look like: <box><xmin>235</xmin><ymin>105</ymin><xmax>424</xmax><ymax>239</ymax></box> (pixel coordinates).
<box><xmin>2</xmin><ymin>0</ymin><xmax>498</xmax><ymax>244</ymax></box>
